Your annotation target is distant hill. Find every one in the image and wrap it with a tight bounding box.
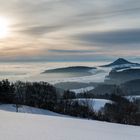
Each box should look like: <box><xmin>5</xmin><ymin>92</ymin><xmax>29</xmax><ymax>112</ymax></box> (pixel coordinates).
<box><xmin>102</xmin><ymin>58</ymin><xmax>140</xmax><ymax>84</ymax></box>
<box><xmin>121</xmin><ymin>79</ymin><xmax>140</xmax><ymax>95</ymax></box>
<box><xmin>88</xmin><ymin>84</ymin><xmax>117</xmax><ymax>95</ymax></box>
<box><xmin>101</xmin><ymin>58</ymin><xmax>140</xmax><ymax>67</ymax></box>
<box><xmin>86</xmin><ymin>79</ymin><xmax>140</xmax><ymax>96</ymax></box>
<box><xmin>42</xmin><ymin>66</ymin><xmax>96</xmax><ymax>73</ymax></box>
<box><xmin>105</xmin><ymin>68</ymin><xmax>140</xmax><ymax>84</ymax></box>
<box><xmin>54</xmin><ymin>82</ymin><xmax>98</xmax><ymax>90</ymax></box>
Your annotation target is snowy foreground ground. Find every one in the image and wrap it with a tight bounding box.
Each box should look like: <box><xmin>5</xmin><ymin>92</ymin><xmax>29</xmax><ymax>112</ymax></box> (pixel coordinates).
<box><xmin>0</xmin><ymin>104</ymin><xmax>139</xmax><ymax>140</ymax></box>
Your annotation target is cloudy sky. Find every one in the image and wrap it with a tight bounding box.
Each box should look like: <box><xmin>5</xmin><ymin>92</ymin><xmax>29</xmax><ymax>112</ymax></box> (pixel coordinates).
<box><xmin>0</xmin><ymin>0</ymin><xmax>140</xmax><ymax>62</ymax></box>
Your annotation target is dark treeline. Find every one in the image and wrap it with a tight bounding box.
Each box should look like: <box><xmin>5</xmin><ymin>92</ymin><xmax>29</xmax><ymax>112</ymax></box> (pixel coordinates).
<box><xmin>99</xmin><ymin>94</ymin><xmax>140</xmax><ymax>125</ymax></box>
<box><xmin>0</xmin><ymin>79</ymin><xmax>139</xmax><ymax>125</ymax></box>
<box><xmin>0</xmin><ymin>80</ymin><xmax>58</xmax><ymax>111</ymax></box>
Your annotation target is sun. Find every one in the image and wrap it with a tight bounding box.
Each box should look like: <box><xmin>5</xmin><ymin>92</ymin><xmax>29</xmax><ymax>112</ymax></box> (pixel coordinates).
<box><xmin>0</xmin><ymin>17</ymin><xmax>10</xmax><ymax>38</ymax></box>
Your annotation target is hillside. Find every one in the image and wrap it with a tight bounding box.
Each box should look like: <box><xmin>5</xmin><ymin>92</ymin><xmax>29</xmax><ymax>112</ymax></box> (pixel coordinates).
<box><xmin>54</xmin><ymin>82</ymin><xmax>98</xmax><ymax>90</ymax></box>
<box><xmin>73</xmin><ymin>98</ymin><xmax>112</xmax><ymax>112</ymax></box>
<box><xmin>102</xmin><ymin>58</ymin><xmax>140</xmax><ymax>68</ymax></box>
<box><xmin>0</xmin><ymin>104</ymin><xmax>61</xmax><ymax>116</ymax></box>
<box><xmin>42</xmin><ymin>66</ymin><xmax>96</xmax><ymax>79</ymax></box>
<box><xmin>43</xmin><ymin>66</ymin><xmax>95</xmax><ymax>73</ymax></box>
<box><xmin>121</xmin><ymin>79</ymin><xmax>140</xmax><ymax>95</ymax></box>
<box><xmin>88</xmin><ymin>84</ymin><xmax>117</xmax><ymax>95</ymax></box>
<box><xmin>0</xmin><ymin>105</ymin><xmax>139</xmax><ymax>140</ymax></box>
<box><xmin>105</xmin><ymin>68</ymin><xmax>140</xmax><ymax>84</ymax></box>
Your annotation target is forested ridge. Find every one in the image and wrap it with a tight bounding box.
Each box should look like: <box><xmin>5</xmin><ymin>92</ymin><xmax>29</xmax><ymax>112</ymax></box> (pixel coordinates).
<box><xmin>0</xmin><ymin>79</ymin><xmax>139</xmax><ymax>125</ymax></box>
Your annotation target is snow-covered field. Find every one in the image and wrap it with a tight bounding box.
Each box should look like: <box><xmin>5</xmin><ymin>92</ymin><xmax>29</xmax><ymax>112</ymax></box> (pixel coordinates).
<box><xmin>0</xmin><ymin>104</ymin><xmax>61</xmax><ymax>116</ymax></box>
<box><xmin>70</xmin><ymin>86</ymin><xmax>95</xmax><ymax>94</ymax></box>
<box><xmin>111</xmin><ymin>64</ymin><xmax>140</xmax><ymax>69</ymax></box>
<box><xmin>0</xmin><ymin>104</ymin><xmax>139</xmax><ymax>140</ymax></box>
<box><xmin>116</xmin><ymin>66</ymin><xmax>140</xmax><ymax>72</ymax></box>
<box><xmin>125</xmin><ymin>95</ymin><xmax>140</xmax><ymax>101</ymax></box>
<box><xmin>74</xmin><ymin>98</ymin><xmax>112</xmax><ymax>112</ymax></box>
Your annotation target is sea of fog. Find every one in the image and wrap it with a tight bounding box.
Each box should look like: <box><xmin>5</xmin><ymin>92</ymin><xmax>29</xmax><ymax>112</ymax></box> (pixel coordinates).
<box><xmin>0</xmin><ymin>61</ymin><xmax>110</xmax><ymax>84</ymax></box>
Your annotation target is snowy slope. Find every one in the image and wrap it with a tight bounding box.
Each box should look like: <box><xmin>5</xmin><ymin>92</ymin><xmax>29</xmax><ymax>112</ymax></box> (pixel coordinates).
<box><xmin>0</xmin><ymin>104</ymin><xmax>61</xmax><ymax>116</ymax></box>
<box><xmin>116</xmin><ymin>66</ymin><xmax>140</xmax><ymax>72</ymax></box>
<box><xmin>74</xmin><ymin>98</ymin><xmax>112</xmax><ymax>112</ymax></box>
<box><xmin>125</xmin><ymin>95</ymin><xmax>140</xmax><ymax>101</ymax></box>
<box><xmin>111</xmin><ymin>63</ymin><xmax>140</xmax><ymax>69</ymax></box>
<box><xmin>0</xmin><ymin>109</ymin><xmax>139</xmax><ymax>140</ymax></box>
<box><xmin>70</xmin><ymin>86</ymin><xmax>95</xmax><ymax>94</ymax></box>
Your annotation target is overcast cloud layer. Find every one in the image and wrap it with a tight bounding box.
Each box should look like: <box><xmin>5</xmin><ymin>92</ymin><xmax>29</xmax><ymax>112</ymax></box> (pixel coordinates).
<box><xmin>0</xmin><ymin>0</ymin><xmax>140</xmax><ymax>62</ymax></box>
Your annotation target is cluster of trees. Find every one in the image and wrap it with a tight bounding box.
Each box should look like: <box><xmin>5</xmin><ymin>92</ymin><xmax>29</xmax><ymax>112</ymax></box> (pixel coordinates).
<box><xmin>58</xmin><ymin>90</ymin><xmax>95</xmax><ymax>119</ymax></box>
<box><xmin>0</xmin><ymin>80</ymin><xmax>58</xmax><ymax>111</ymax></box>
<box><xmin>62</xmin><ymin>91</ymin><xmax>140</xmax><ymax>125</ymax></box>
<box><xmin>99</xmin><ymin>94</ymin><xmax>140</xmax><ymax>125</ymax></box>
<box><xmin>0</xmin><ymin>80</ymin><xmax>94</xmax><ymax>118</ymax></box>
<box><xmin>0</xmin><ymin>79</ymin><xmax>139</xmax><ymax>125</ymax></box>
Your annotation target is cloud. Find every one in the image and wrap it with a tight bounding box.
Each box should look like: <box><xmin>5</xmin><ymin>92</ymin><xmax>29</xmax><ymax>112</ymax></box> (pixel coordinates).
<box><xmin>0</xmin><ymin>0</ymin><xmax>140</xmax><ymax>61</ymax></box>
<box><xmin>74</xmin><ymin>29</ymin><xmax>140</xmax><ymax>45</ymax></box>
<box><xmin>17</xmin><ymin>25</ymin><xmax>64</xmax><ymax>36</ymax></box>
<box><xmin>48</xmin><ymin>49</ymin><xmax>99</xmax><ymax>54</ymax></box>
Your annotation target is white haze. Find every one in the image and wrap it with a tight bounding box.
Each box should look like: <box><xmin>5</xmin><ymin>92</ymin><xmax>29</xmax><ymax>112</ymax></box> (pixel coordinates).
<box><xmin>0</xmin><ymin>62</ymin><xmax>110</xmax><ymax>83</ymax></box>
<box><xmin>0</xmin><ymin>61</ymin><xmax>109</xmax><ymax>84</ymax></box>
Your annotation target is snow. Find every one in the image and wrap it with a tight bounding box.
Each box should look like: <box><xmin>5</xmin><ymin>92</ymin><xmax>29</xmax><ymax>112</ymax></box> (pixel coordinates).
<box><xmin>125</xmin><ymin>95</ymin><xmax>140</xmax><ymax>101</ymax></box>
<box><xmin>0</xmin><ymin>104</ymin><xmax>61</xmax><ymax>116</ymax></box>
<box><xmin>111</xmin><ymin>64</ymin><xmax>139</xmax><ymax>69</ymax></box>
<box><xmin>0</xmin><ymin>101</ymin><xmax>111</xmax><ymax>115</ymax></box>
<box><xmin>116</xmin><ymin>67</ymin><xmax>140</xmax><ymax>72</ymax></box>
<box><xmin>74</xmin><ymin>98</ymin><xmax>112</xmax><ymax>112</ymax></box>
<box><xmin>70</xmin><ymin>86</ymin><xmax>95</xmax><ymax>94</ymax></box>
<box><xmin>0</xmin><ymin>105</ymin><xmax>139</xmax><ymax>140</ymax></box>
<box><xmin>92</xmin><ymin>99</ymin><xmax>112</xmax><ymax>112</ymax></box>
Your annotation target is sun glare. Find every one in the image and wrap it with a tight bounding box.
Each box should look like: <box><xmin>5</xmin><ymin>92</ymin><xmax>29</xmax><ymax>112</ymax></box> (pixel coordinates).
<box><xmin>0</xmin><ymin>17</ymin><xmax>10</xmax><ymax>38</ymax></box>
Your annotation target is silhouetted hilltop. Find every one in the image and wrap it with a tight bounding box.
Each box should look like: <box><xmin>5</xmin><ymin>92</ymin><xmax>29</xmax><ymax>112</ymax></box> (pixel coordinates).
<box><xmin>43</xmin><ymin>66</ymin><xmax>96</xmax><ymax>73</ymax></box>
<box><xmin>101</xmin><ymin>58</ymin><xmax>139</xmax><ymax>67</ymax></box>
